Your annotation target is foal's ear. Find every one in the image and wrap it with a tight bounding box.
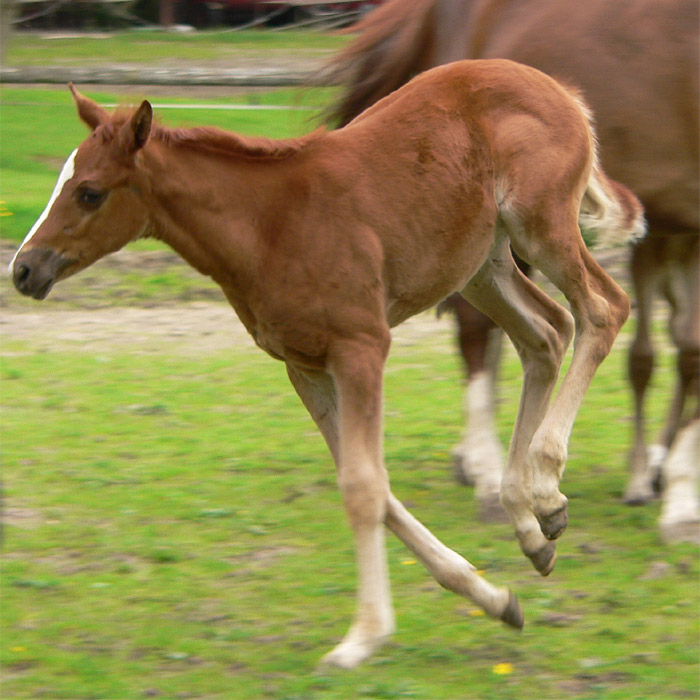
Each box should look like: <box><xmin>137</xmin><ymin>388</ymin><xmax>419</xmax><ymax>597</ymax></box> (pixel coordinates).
<box><xmin>119</xmin><ymin>100</ymin><xmax>153</xmax><ymax>155</ymax></box>
<box><xmin>69</xmin><ymin>83</ymin><xmax>110</xmax><ymax>130</ymax></box>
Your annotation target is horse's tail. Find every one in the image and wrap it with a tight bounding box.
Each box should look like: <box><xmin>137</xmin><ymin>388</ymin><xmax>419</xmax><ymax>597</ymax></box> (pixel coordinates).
<box><xmin>320</xmin><ymin>0</ymin><xmax>436</xmax><ymax>126</ymax></box>
<box><xmin>580</xmin><ymin>166</ymin><xmax>646</xmax><ymax>247</ymax></box>
<box><xmin>573</xmin><ymin>93</ymin><xmax>647</xmax><ymax>247</ymax></box>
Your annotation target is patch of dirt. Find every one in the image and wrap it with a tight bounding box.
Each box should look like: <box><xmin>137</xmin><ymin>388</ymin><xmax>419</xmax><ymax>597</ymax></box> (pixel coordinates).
<box><xmin>1</xmin><ymin>234</ymin><xmax>634</xmax><ymax>363</ymax></box>
<box><xmin>1</xmin><ymin>241</ymin><xmax>455</xmax><ymax>355</ymax></box>
<box><xmin>1</xmin><ymin>506</ymin><xmax>44</xmax><ymax>530</ymax></box>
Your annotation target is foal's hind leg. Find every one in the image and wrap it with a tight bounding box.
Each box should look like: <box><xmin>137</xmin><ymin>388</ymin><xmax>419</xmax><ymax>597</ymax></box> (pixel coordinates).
<box><xmin>462</xmin><ymin>234</ymin><xmax>574</xmax><ymax>574</ymax></box>
<box><xmin>516</xmin><ymin>225</ymin><xmax>630</xmax><ymax>542</ymax></box>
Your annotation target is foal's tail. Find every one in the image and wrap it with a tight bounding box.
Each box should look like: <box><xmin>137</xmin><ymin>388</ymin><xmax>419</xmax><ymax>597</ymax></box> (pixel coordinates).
<box><xmin>320</xmin><ymin>0</ymin><xmax>436</xmax><ymax>126</ymax></box>
<box><xmin>572</xmin><ymin>90</ymin><xmax>646</xmax><ymax>247</ymax></box>
<box><xmin>579</xmin><ymin>163</ymin><xmax>647</xmax><ymax>248</ymax></box>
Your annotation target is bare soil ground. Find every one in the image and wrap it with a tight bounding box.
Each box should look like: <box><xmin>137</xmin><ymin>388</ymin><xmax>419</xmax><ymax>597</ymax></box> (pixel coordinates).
<box><xmin>0</xmin><ymin>241</ymin><xmax>458</xmax><ymax>355</ymax></box>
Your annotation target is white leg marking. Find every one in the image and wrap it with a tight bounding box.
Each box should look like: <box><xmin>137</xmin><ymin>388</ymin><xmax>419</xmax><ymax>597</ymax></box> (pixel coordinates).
<box><xmin>9</xmin><ymin>149</ymin><xmax>78</xmax><ymax>272</ymax></box>
<box><xmin>659</xmin><ymin>419</ymin><xmax>700</xmax><ymax>544</ymax></box>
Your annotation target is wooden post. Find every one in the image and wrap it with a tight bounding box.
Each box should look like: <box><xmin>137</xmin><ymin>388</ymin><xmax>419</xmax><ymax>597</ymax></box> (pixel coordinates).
<box><xmin>159</xmin><ymin>0</ymin><xmax>175</xmax><ymax>27</ymax></box>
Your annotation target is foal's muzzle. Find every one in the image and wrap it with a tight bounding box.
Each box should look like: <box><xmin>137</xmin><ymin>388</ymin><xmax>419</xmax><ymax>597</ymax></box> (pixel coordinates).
<box><xmin>12</xmin><ymin>248</ymin><xmax>74</xmax><ymax>300</ymax></box>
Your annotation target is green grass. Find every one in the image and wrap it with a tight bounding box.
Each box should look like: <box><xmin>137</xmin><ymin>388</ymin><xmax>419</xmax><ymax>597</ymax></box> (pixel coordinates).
<box><xmin>5</xmin><ymin>28</ymin><xmax>348</xmax><ymax>66</ymax></box>
<box><xmin>2</xmin><ymin>315</ymin><xmax>698</xmax><ymax>699</ymax></box>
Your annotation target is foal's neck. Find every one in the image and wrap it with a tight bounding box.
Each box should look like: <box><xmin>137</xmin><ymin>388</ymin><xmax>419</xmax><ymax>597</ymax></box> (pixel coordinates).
<box><xmin>139</xmin><ymin>128</ymin><xmax>313</xmax><ymax>301</ymax></box>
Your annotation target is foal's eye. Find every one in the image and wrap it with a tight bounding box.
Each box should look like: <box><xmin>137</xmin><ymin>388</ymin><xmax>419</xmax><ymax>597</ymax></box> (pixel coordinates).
<box><xmin>76</xmin><ymin>187</ymin><xmax>107</xmax><ymax>210</ymax></box>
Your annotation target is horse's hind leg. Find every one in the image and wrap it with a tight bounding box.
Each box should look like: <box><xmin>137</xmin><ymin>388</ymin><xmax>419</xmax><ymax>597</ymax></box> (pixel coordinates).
<box><xmin>514</xmin><ymin>220</ymin><xmax>630</xmax><ymax>542</ymax></box>
<box><xmin>625</xmin><ymin>237</ymin><xmax>660</xmax><ymax>504</ymax></box>
<box><xmin>659</xmin><ymin>235</ymin><xmax>699</xmax><ymax>450</ymax></box>
<box><xmin>441</xmin><ymin>294</ymin><xmax>506</xmax><ymax>520</ymax></box>
<box><xmin>659</xmin><ymin>418</ymin><xmax>700</xmax><ymax>544</ymax></box>
<box><xmin>462</xmin><ymin>233</ymin><xmax>574</xmax><ymax>574</ymax></box>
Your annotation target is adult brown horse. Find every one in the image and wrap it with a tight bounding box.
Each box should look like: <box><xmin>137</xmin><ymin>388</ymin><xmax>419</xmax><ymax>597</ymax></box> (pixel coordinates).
<box><xmin>323</xmin><ymin>0</ymin><xmax>700</xmax><ymax>534</ymax></box>
<box><xmin>11</xmin><ymin>62</ymin><xmax>642</xmax><ymax>667</ymax></box>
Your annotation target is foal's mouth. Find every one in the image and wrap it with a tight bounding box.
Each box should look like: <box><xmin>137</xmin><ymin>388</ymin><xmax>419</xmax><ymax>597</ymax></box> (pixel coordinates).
<box><xmin>12</xmin><ymin>248</ymin><xmax>78</xmax><ymax>300</ymax></box>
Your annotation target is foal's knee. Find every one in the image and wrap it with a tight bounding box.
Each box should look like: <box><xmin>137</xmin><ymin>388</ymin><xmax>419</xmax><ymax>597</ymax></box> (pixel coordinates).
<box><xmin>339</xmin><ymin>467</ymin><xmax>389</xmax><ymax>528</ymax></box>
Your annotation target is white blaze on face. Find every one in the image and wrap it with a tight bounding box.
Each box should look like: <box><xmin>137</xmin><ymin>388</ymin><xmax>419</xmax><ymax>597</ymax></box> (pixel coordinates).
<box><xmin>9</xmin><ymin>149</ymin><xmax>78</xmax><ymax>272</ymax></box>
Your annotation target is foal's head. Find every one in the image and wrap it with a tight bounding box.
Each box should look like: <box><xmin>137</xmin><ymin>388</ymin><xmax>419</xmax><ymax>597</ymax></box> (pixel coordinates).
<box><xmin>11</xmin><ymin>86</ymin><xmax>153</xmax><ymax>299</ymax></box>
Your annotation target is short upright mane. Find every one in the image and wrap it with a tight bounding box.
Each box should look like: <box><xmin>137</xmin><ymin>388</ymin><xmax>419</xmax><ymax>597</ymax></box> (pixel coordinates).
<box><xmin>153</xmin><ymin>123</ymin><xmax>326</xmax><ymax>161</ymax></box>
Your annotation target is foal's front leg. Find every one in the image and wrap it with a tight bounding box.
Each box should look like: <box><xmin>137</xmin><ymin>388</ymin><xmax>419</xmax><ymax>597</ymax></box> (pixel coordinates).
<box><xmin>288</xmin><ymin>335</ymin><xmax>395</xmax><ymax>669</ymax></box>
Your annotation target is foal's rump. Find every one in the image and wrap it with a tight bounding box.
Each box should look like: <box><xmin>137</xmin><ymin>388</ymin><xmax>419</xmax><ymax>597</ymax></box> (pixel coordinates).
<box><xmin>341</xmin><ymin>60</ymin><xmax>643</xmax><ymax>313</ymax></box>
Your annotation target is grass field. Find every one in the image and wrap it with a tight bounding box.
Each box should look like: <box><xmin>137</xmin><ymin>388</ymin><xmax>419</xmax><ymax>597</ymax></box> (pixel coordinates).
<box><xmin>1</xmin><ymin>76</ymin><xmax>699</xmax><ymax>698</ymax></box>
<box><xmin>4</xmin><ymin>29</ymin><xmax>348</xmax><ymax>66</ymax></box>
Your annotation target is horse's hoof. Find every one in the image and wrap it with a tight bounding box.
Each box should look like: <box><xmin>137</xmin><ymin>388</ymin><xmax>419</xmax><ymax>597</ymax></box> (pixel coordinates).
<box><xmin>537</xmin><ymin>502</ymin><xmax>568</xmax><ymax>541</ymax></box>
<box><xmin>452</xmin><ymin>451</ymin><xmax>475</xmax><ymax>487</ymax></box>
<box><xmin>500</xmin><ymin>589</ymin><xmax>524</xmax><ymax>630</ymax></box>
<box><xmin>529</xmin><ymin>541</ymin><xmax>557</xmax><ymax>576</ymax></box>
<box><xmin>624</xmin><ymin>495</ymin><xmax>653</xmax><ymax>506</ymax></box>
<box><xmin>478</xmin><ymin>494</ymin><xmax>509</xmax><ymax>523</ymax></box>
<box><xmin>623</xmin><ymin>488</ymin><xmax>655</xmax><ymax>506</ymax></box>
<box><xmin>660</xmin><ymin>520</ymin><xmax>700</xmax><ymax>545</ymax></box>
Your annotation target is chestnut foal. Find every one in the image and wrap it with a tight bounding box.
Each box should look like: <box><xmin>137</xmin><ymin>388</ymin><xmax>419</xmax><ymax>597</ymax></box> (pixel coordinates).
<box><xmin>11</xmin><ymin>60</ymin><xmax>642</xmax><ymax>668</ymax></box>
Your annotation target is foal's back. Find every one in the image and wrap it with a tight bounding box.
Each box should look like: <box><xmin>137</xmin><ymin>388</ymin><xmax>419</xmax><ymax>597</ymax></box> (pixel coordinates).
<box><xmin>323</xmin><ymin>59</ymin><xmax>592</xmax><ymax>324</ymax></box>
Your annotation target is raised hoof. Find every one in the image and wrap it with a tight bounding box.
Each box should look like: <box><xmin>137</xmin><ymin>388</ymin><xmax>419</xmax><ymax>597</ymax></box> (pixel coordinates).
<box><xmin>528</xmin><ymin>541</ymin><xmax>557</xmax><ymax>576</ymax></box>
<box><xmin>537</xmin><ymin>503</ymin><xmax>568</xmax><ymax>541</ymax></box>
<box><xmin>500</xmin><ymin>590</ymin><xmax>524</xmax><ymax>630</ymax></box>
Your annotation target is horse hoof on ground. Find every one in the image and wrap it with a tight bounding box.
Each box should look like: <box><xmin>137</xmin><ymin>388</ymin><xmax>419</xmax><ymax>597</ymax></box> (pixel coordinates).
<box><xmin>660</xmin><ymin>520</ymin><xmax>700</xmax><ymax>545</ymax></box>
<box><xmin>536</xmin><ymin>502</ymin><xmax>569</xmax><ymax>541</ymax></box>
<box><xmin>318</xmin><ymin>637</ymin><xmax>387</xmax><ymax>670</ymax></box>
<box><xmin>623</xmin><ymin>485</ymin><xmax>656</xmax><ymax>506</ymax></box>
<box><xmin>451</xmin><ymin>450</ymin><xmax>476</xmax><ymax>486</ymax></box>
<box><xmin>477</xmin><ymin>493</ymin><xmax>509</xmax><ymax>523</ymax></box>
<box><xmin>528</xmin><ymin>541</ymin><xmax>557</xmax><ymax>576</ymax></box>
<box><xmin>500</xmin><ymin>589</ymin><xmax>524</xmax><ymax>630</ymax></box>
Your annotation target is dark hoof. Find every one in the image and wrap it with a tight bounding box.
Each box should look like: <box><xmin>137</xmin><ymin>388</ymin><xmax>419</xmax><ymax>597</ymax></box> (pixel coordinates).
<box><xmin>624</xmin><ymin>494</ymin><xmax>654</xmax><ymax>507</ymax></box>
<box><xmin>501</xmin><ymin>590</ymin><xmax>524</xmax><ymax>630</ymax></box>
<box><xmin>478</xmin><ymin>496</ymin><xmax>509</xmax><ymax>524</ymax></box>
<box><xmin>537</xmin><ymin>503</ymin><xmax>568</xmax><ymax>541</ymax></box>
<box><xmin>452</xmin><ymin>453</ymin><xmax>474</xmax><ymax>487</ymax></box>
<box><xmin>529</xmin><ymin>541</ymin><xmax>557</xmax><ymax>576</ymax></box>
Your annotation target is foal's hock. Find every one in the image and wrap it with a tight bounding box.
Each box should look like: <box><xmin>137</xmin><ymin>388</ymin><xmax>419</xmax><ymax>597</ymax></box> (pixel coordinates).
<box><xmin>11</xmin><ymin>59</ymin><xmax>643</xmax><ymax>668</ymax></box>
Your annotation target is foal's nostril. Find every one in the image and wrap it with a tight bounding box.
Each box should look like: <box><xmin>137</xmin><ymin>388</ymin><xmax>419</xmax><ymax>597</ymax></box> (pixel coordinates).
<box><xmin>14</xmin><ymin>263</ymin><xmax>30</xmax><ymax>284</ymax></box>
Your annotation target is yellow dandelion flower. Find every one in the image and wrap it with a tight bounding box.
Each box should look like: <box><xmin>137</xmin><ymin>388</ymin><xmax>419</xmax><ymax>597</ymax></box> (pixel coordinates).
<box><xmin>401</xmin><ymin>559</ymin><xmax>417</xmax><ymax>566</ymax></box>
<box><xmin>468</xmin><ymin>608</ymin><xmax>486</xmax><ymax>617</ymax></box>
<box><xmin>492</xmin><ymin>662</ymin><xmax>514</xmax><ymax>675</ymax></box>
<box><xmin>11</xmin><ymin>646</ymin><xmax>27</xmax><ymax>653</ymax></box>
